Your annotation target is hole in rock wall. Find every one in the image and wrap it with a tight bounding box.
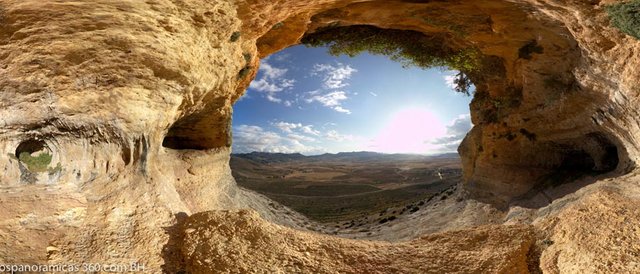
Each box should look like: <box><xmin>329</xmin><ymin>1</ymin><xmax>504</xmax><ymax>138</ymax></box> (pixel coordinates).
<box><xmin>513</xmin><ymin>132</ymin><xmax>621</xmax><ymax>206</ymax></box>
<box><xmin>12</xmin><ymin>138</ymin><xmax>62</xmax><ymax>184</ymax></box>
<box><xmin>15</xmin><ymin>139</ymin><xmax>53</xmax><ymax>173</ymax></box>
<box><xmin>162</xmin><ymin>106</ymin><xmax>231</xmax><ymax>150</ymax></box>
<box><xmin>230</xmin><ymin>27</ymin><xmax>476</xmax><ymax>234</ymax></box>
<box><xmin>550</xmin><ymin>133</ymin><xmax>619</xmax><ymax>181</ymax></box>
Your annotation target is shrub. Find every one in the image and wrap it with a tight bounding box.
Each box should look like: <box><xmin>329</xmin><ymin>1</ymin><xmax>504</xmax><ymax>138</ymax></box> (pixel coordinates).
<box><xmin>230</xmin><ymin>31</ymin><xmax>241</xmax><ymax>42</ymax></box>
<box><xmin>237</xmin><ymin>66</ymin><xmax>251</xmax><ymax>79</ymax></box>
<box><xmin>271</xmin><ymin>22</ymin><xmax>284</xmax><ymax>30</ymax></box>
<box><xmin>452</xmin><ymin>72</ymin><xmax>473</xmax><ymax>96</ymax></box>
<box><xmin>243</xmin><ymin>53</ymin><xmax>252</xmax><ymax>63</ymax></box>
<box><xmin>302</xmin><ymin>25</ymin><xmax>480</xmax><ymax>95</ymax></box>
<box><xmin>48</xmin><ymin>163</ymin><xmax>63</xmax><ymax>175</ymax></box>
<box><xmin>18</xmin><ymin>152</ymin><xmax>52</xmax><ymax>172</ymax></box>
<box><xmin>607</xmin><ymin>0</ymin><xmax>640</xmax><ymax>39</ymax></box>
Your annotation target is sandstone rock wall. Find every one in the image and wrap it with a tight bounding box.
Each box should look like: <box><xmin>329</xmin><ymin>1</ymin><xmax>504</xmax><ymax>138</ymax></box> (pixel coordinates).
<box><xmin>0</xmin><ymin>0</ymin><xmax>639</xmax><ymax>272</ymax></box>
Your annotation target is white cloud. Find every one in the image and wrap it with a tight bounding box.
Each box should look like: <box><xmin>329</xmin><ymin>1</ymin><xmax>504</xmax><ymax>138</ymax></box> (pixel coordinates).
<box><xmin>249</xmin><ymin>78</ymin><xmax>284</xmax><ymax>93</ymax></box>
<box><xmin>288</xmin><ymin>133</ymin><xmax>316</xmax><ymax>142</ymax></box>
<box><xmin>307</xmin><ymin>90</ymin><xmax>321</xmax><ymax>96</ymax></box>
<box><xmin>333</xmin><ymin>106</ymin><xmax>352</xmax><ymax>114</ymax></box>
<box><xmin>273</xmin><ymin>53</ymin><xmax>291</xmax><ymax>62</ymax></box>
<box><xmin>272</xmin><ymin>121</ymin><xmax>320</xmax><ymax>136</ymax></box>
<box><xmin>443</xmin><ymin>70</ymin><xmax>460</xmax><ymax>90</ymax></box>
<box><xmin>312</xmin><ymin>63</ymin><xmax>357</xmax><ymax>89</ymax></box>
<box><xmin>280</xmin><ymin>79</ymin><xmax>295</xmax><ymax>89</ymax></box>
<box><xmin>248</xmin><ymin>60</ymin><xmax>296</xmax><ymax>105</ymax></box>
<box><xmin>260</xmin><ymin>62</ymin><xmax>288</xmax><ymax>80</ymax></box>
<box><xmin>305</xmin><ymin>91</ymin><xmax>351</xmax><ymax>114</ymax></box>
<box><xmin>273</xmin><ymin>121</ymin><xmax>302</xmax><ymax>133</ymax></box>
<box><xmin>300</xmin><ymin>125</ymin><xmax>320</xmax><ymax>136</ymax></box>
<box><xmin>431</xmin><ymin>114</ymin><xmax>473</xmax><ymax>152</ymax></box>
<box><xmin>324</xmin><ymin>122</ymin><xmax>337</xmax><ymax>127</ymax></box>
<box><xmin>232</xmin><ymin>125</ymin><xmax>321</xmax><ymax>154</ymax></box>
<box><xmin>309</xmin><ymin>91</ymin><xmax>347</xmax><ymax>106</ymax></box>
<box><xmin>325</xmin><ymin>130</ymin><xmax>358</xmax><ymax>142</ymax></box>
<box><xmin>266</xmin><ymin>94</ymin><xmax>282</xmax><ymax>103</ymax></box>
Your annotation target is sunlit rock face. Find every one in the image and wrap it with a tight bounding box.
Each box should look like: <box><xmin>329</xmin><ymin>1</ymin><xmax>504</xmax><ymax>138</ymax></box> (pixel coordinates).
<box><xmin>0</xmin><ymin>0</ymin><xmax>639</xmax><ymax>272</ymax></box>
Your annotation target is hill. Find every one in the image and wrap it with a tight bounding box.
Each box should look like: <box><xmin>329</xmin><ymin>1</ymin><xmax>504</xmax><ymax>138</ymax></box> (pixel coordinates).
<box><xmin>231</xmin><ymin>151</ymin><xmax>462</xmax><ymax>224</ymax></box>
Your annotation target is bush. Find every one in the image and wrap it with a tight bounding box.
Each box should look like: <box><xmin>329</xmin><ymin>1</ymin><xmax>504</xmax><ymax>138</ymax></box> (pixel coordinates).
<box><xmin>230</xmin><ymin>31</ymin><xmax>241</xmax><ymax>42</ymax></box>
<box><xmin>18</xmin><ymin>152</ymin><xmax>52</xmax><ymax>172</ymax></box>
<box><xmin>607</xmin><ymin>0</ymin><xmax>640</xmax><ymax>39</ymax></box>
<box><xmin>452</xmin><ymin>71</ymin><xmax>473</xmax><ymax>96</ymax></box>
<box><xmin>271</xmin><ymin>22</ymin><xmax>284</xmax><ymax>30</ymax></box>
<box><xmin>243</xmin><ymin>53</ymin><xmax>252</xmax><ymax>62</ymax></box>
<box><xmin>237</xmin><ymin>66</ymin><xmax>251</xmax><ymax>79</ymax></box>
<box><xmin>302</xmin><ymin>25</ymin><xmax>480</xmax><ymax>95</ymax></box>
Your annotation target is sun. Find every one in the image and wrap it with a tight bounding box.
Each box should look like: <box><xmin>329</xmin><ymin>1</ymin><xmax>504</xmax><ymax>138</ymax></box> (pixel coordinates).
<box><xmin>369</xmin><ymin>107</ymin><xmax>447</xmax><ymax>154</ymax></box>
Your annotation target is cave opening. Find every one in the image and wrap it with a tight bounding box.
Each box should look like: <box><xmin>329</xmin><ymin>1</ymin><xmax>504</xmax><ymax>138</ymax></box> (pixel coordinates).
<box><xmin>14</xmin><ymin>139</ymin><xmax>53</xmax><ymax>173</ymax></box>
<box><xmin>512</xmin><ymin>132</ymin><xmax>621</xmax><ymax>207</ymax></box>
<box><xmin>160</xmin><ymin>0</ymin><xmax>629</xmax><ymax>234</ymax></box>
<box><xmin>230</xmin><ymin>25</ymin><xmax>478</xmax><ymax>235</ymax></box>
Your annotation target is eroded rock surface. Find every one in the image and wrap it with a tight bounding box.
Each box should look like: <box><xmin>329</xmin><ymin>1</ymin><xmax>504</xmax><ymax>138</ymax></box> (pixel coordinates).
<box><xmin>0</xmin><ymin>0</ymin><xmax>639</xmax><ymax>272</ymax></box>
<box><xmin>181</xmin><ymin>210</ymin><xmax>535</xmax><ymax>274</ymax></box>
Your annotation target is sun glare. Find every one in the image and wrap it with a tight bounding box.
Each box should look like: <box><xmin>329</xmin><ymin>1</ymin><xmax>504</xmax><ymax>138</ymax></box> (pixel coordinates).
<box><xmin>369</xmin><ymin>107</ymin><xmax>447</xmax><ymax>154</ymax></box>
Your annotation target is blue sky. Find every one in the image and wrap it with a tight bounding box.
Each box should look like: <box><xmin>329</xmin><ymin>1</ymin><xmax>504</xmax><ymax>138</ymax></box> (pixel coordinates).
<box><xmin>232</xmin><ymin>45</ymin><xmax>473</xmax><ymax>155</ymax></box>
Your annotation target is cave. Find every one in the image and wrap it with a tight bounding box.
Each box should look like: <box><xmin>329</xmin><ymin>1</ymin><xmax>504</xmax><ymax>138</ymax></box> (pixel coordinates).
<box><xmin>15</xmin><ymin>139</ymin><xmax>49</xmax><ymax>158</ymax></box>
<box><xmin>162</xmin><ymin>0</ymin><xmax>628</xmax><ymax>220</ymax></box>
<box><xmin>162</xmin><ymin>113</ymin><xmax>231</xmax><ymax>150</ymax></box>
<box><xmin>511</xmin><ymin>131</ymin><xmax>622</xmax><ymax>206</ymax></box>
<box><xmin>1</xmin><ymin>0</ymin><xmax>639</xmax><ymax>272</ymax></box>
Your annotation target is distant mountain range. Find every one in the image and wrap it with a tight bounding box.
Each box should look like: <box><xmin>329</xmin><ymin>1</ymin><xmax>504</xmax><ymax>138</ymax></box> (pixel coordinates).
<box><xmin>232</xmin><ymin>151</ymin><xmax>459</xmax><ymax>164</ymax></box>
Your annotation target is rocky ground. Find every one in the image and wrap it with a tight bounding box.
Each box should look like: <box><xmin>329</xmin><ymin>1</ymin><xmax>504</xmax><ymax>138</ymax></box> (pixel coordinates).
<box><xmin>0</xmin><ymin>0</ymin><xmax>639</xmax><ymax>272</ymax></box>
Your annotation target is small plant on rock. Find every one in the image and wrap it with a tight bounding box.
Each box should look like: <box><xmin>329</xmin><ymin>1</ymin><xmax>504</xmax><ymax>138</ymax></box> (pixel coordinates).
<box><xmin>302</xmin><ymin>25</ymin><xmax>481</xmax><ymax>95</ymax></box>
<box><xmin>18</xmin><ymin>151</ymin><xmax>52</xmax><ymax>173</ymax></box>
<box><xmin>230</xmin><ymin>31</ymin><xmax>241</xmax><ymax>42</ymax></box>
<box><xmin>607</xmin><ymin>0</ymin><xmax>640</xmax><ymax>39</ymax></box>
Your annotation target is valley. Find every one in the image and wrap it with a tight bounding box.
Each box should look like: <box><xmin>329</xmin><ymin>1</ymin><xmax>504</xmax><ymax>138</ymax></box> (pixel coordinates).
<box><xmin>231</xmin><ymin>152</ymin><xmax>462</xmax><ymax>232</ymax></box>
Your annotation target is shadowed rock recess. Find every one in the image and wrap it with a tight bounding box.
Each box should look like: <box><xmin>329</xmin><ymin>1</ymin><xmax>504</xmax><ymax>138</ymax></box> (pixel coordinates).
<box><xmin>0</xmin><ymin>0</ymin><xmax>639</xmax><ymax>272</ymax></box>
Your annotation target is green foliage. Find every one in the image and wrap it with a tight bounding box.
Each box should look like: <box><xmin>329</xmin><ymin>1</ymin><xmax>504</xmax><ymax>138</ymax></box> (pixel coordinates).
<box><xmin>302</xmin><ymin>25</ymin><xmax>481</xmax><ymax>95</ymax></box>
<box><xmin>243</xmin><ymin>52</ymin><xmax>252</xmax><ymax>63</ymax></box>
<box><xmin>48</xmin><ymin>163</ymin><xmax>63</xmax><ymax>175</ymax></box>
<box><xmin>418</xmin><ymin>16</ymin><xmax>466</xmax><ymax>37</ymax></box>
<box><xmin>237</xmin><ymin>66</ymin><xmax>251</xmax><ymax>79</ymax></box>
<box><xmin>607</xmin><ymin>0</ymin><xmax>640</xmax><ymax>39</ymax></box>
<box><xmin>230</xmin><ymin>31</ymin><xmax>241</xmax><ymax>42</ymax></box>
<box><xmin>18</xmin><ymin>151</ymin><xmax>52</xmax><ymax>173</ymax></box>
<box><xmin>452</xmin><ymin>72</ymin><xmax>473</xmax><ymax>96</ymax></box>
<box><xmin>271</xmin><ymin>22</ymin><xmax>284</xmax><ymax>30</ymax></box>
